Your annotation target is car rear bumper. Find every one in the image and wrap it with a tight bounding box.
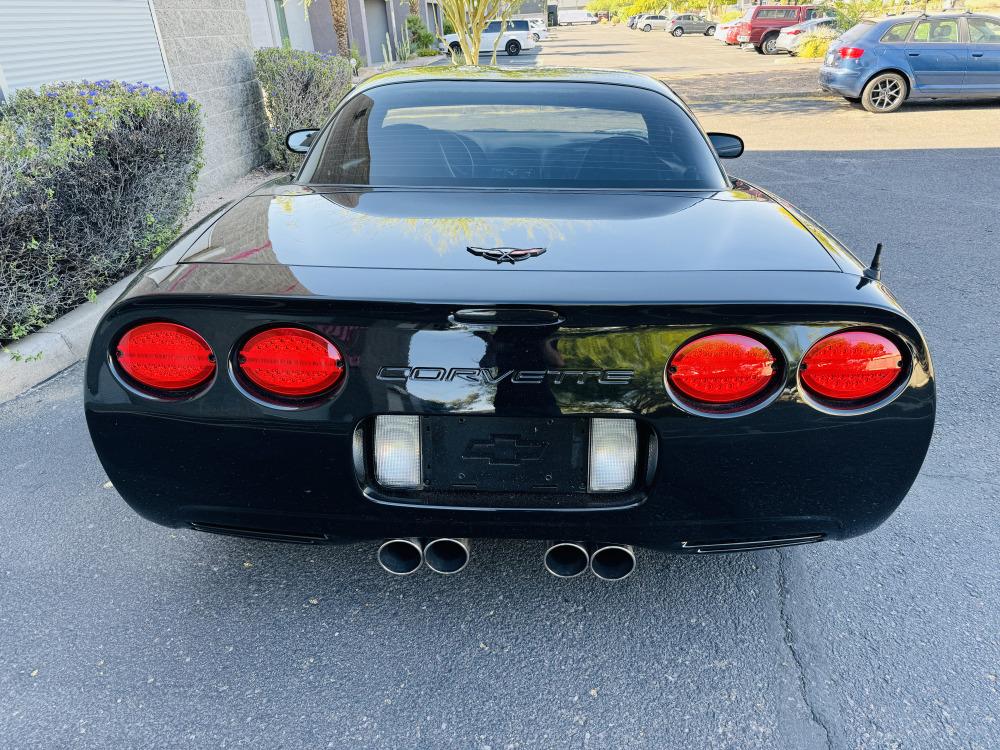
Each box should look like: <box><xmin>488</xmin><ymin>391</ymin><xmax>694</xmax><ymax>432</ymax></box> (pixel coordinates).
<box><xmin>85</xmin><ymin>294</ymin><xmax>935</xmax><ymax>553</ymax></box>
<box><xmin>88</xmin><ymin>402</ymin><xmax>932</xmax><ymax>551</ymax></box>
<box><xmin>819</xmin><ymin>65</ymin><xmax>865</xmax><ymax>97</ymax></box>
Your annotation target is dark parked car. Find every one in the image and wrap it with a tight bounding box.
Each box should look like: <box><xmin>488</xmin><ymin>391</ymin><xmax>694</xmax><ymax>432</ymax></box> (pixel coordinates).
<box><xmin>85</xmin><ymin>68</ymin><xmax>934</xmax><ymax>581</ymax></box>
<box><xmin>668</xmin><ymin>14</ymin><xmax>716</xmax><ymax>36</ymax></box>
<box><xmin>737</xmin><ymin>4</ymin><xmax>835</xmax><ymax>54</ymax></box>
<box><xmin>821</xmin><ymin>13</ymin><xmax>1000</xmax><ymax>112</ymax></box>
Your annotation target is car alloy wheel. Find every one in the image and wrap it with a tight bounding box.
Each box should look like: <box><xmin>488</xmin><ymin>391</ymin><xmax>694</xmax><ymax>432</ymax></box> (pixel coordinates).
<box><xmin>863</xmin><ymin>73</ymin><xmax>906</xmax><ymax>113</ymax></box>
<box><xmin>505</xmin><ymin>40</ymin><xmax>521</xmax><ymax>56</ymax></box>
<box><xmin>762</xmin><ymin>36</ymin><xmax>778</xmax><ymax>54</ymax></box>
<box><xmin>644</xmin><ymin>24</ymin><xmax>652</xmax><ymax>31</ymax></box>
<box><xmin>705</xmin><ymin>26</ymin><xmax>715</xmax><ymax>35</ymax></box>
<box><xmin>532</xmin><ymin>32</ymin><xmax>540</xmax><ymax>41</ymax></box>
<box><xmin>672</xmin><ymin>27</ymin><xmax>684</xmax><ymax>36</ymax></box>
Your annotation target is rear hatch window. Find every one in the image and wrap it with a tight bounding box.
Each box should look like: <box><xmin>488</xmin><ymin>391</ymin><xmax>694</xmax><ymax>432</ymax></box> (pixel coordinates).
<box><xmin>839</xmin><ymin>21</ymin><xmax>874</xmax><ymax>43</ymax></box>
<box><xmin>298</xmin><ymin>80</ymin><xmax>727</xmax><ymax>191</ymax></box>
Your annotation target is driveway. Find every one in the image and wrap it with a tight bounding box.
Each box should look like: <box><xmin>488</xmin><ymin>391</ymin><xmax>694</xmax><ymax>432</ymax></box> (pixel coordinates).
<box><xmin>2</xmin><ymin>30</ymin><xmax>1000</xmax><ymax>750</ymax></box>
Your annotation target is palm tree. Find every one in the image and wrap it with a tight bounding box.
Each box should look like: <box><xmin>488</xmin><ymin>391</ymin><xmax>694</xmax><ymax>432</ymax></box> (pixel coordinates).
<box><xmin>328</xmin><ymin>0</ymin><xmax>350</xmax><ymax>57</ymax></box>
<box><xmin>299</xmin><ymin>0</ymin><xmax>350</xmax><ymax>58</ymax></box>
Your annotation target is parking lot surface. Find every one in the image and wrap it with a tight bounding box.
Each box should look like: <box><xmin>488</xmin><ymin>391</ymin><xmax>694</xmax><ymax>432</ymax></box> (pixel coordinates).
<box><xmin>513</xmin><ymin>22</ymin><xmax>824</xmax><ymax>97</ymax></box>
<box><xmin>3</xmin><ymin>25</ymin><xmax>1000</xmax><ymax>750</ymax></box>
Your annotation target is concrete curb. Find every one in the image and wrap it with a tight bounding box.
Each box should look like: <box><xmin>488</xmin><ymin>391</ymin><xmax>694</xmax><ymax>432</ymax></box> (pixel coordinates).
<box><xmin>0</xmin><ymin>274</ymin><xmax>135</xmax><ymax>405</ymax></box>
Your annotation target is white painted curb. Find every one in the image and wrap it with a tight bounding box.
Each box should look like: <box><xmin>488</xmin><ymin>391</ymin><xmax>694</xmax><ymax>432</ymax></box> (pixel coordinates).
<box><xmin>0</xmin><ymin>274</ymin><xmax>135</xmax><ymax>405</ymax></box>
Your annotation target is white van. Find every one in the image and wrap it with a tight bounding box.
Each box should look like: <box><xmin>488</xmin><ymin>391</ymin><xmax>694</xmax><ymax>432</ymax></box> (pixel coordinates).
<box><xmin>558</xmin><ymin>10</ymin><xmax>598</xmax><ymax>26</ymax></box>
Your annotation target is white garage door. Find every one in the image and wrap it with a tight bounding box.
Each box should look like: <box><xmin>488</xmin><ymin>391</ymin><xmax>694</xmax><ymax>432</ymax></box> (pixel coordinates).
<box><xmin>0</xmin><ymin>0</ymin><xmax>170</xmax><ymax>100</ymax></box>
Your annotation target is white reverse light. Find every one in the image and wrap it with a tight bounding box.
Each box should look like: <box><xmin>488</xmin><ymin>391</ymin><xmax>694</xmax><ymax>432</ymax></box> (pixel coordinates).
<box><xmin>374</xmin><ymin>415</ymin><xmax>422</xmax><ymax>489</ymax></box>
<box><xmin>588</xmin><ymin>418</ymin><xmax>637</xmax><ymax>493</ymax></box>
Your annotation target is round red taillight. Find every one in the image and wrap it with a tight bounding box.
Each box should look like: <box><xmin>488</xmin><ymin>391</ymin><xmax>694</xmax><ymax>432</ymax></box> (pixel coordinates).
<box><xmin>667</xmin><ymin>332</ymin><xmax>777</xmax><ymax>405</ymax></box>
<box><xmin>800</xmin><ymin>330</ymin><xmax>903</xmax><ymax>402</ymax></box>
<box><xmin>115</xmin><ymin>322</ymin><xmax>215</xmax><ymax>392</ymax></box>
<box><xmin>237</xmin><ymin>327</ymin><xmax>344</xmax><ymax>398</ymax></box>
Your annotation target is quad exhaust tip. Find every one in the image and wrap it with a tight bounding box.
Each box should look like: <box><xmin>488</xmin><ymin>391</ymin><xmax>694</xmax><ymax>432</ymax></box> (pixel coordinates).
<box><xmin>544</xmin><ymin>541</ymin><xmax>590</xmax><ymax>578</ymax></box>
<box><xmin>544</xmin><ymin>542</ymin><xmax>637</xmax><ymax>581</ymax></box>
<box><xmin>423</xmin><ymin>537</ymin><xmax>471</xmax><ymax>575</ymax></box>
<box><xmin>377</xmin><ymin>538</ymin><xmax>424</xmax><ymax>576</ymax></box>
<box><xmin>589</xmin><ymin>544</ymin><xmax>636</xmax><ymax>581</ymax></box>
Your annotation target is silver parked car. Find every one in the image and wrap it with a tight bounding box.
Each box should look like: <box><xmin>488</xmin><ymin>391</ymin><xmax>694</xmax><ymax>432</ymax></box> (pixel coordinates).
<box><xmin>638</xmin><ymin>14</ymin><xmax>671</xmax><ymax>31</ymax></box>
<box><xmin>775</xmin><ymin>16</ymin><xmax>837</xmax><ymax>54</ymax></box>
<box><xmin>668</xmin><ymin>14</ymin><xmax>717</xmax><ymax>36</ymax></box>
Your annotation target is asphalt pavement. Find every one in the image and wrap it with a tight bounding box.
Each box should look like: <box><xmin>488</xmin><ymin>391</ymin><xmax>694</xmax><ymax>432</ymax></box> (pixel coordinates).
<box><xmin>505</xmin><ymin>23</ymin><xmax>825</xmax><ymax>98</ymax></box>
<box><xmin>2</xmin><ymin>26</ymin><xmax>1000</xmax><ymax>750</ymax></box>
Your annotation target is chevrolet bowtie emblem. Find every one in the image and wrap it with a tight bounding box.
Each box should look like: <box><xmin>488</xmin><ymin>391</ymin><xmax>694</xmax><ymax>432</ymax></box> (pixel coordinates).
<box><xmin>464</xmin><ymin>435</ymin><xmax>547</xmax><ymax>466</ymax></box>
<box><xmin>467</xmin><ymin>246</ymin><xmax>546</xmax><ymax>264</ymax></box>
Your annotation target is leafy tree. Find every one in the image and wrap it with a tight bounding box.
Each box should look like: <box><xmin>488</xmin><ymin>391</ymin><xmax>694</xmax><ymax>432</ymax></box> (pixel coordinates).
<box><xmin>831</xmin><ymin>0</ymin><xmax>907</xmax><ymax>29</ymax></box>
<box><xmin>440</xmin><ymin>0</ymin><xmax>523</xmax><ymax>65</ymax></box>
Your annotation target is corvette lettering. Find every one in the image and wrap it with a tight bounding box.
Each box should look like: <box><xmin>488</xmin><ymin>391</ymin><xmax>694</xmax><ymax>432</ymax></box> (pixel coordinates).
<box><xmin>377</xmin><ymin>367</ymin><xmax>634</xmax><ymax>385</ymax></box>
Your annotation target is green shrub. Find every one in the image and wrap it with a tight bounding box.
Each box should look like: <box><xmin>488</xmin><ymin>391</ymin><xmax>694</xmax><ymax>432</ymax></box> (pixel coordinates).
<box><xmin>254</xmin><ymin>47</ymin><xmax>353</xmax><ymax>170</ymax></box>
<box><xmin>443</xmin><ymin>17</ymin><xmax>456</xmax><ymax>35</ymax></box>
<box><xmin>417</xmin><ymin>46</ymin><xmax>441</xmax><ymax>56</ymax></box>
<box><xmin>406</xmin><ymin>15</ymin><xmax>437</xmax><ymax>48</ymax></box>
<box><xmin>797</xmin><ymin>32</ymin><xmax>835</xmax><ymax>58</ymax></box>
<box><xmin>0</xmin><ymin>80</ymin><xmax>202</xmax><ymax>344</ymax></box>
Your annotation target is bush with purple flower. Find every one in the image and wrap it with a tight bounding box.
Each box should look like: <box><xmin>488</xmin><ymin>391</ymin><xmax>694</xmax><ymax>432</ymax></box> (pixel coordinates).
<box><xmin>0</xmin><ymin>80</ymin><xmax>204</xmax><ymax>343</ymax></box>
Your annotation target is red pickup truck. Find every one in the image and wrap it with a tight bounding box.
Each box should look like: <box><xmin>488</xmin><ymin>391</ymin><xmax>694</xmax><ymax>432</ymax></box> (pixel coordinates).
<box><xmin>736</xmin><ymin>5</ymin><xmax>835</xmax><ymax>54</ymax></box>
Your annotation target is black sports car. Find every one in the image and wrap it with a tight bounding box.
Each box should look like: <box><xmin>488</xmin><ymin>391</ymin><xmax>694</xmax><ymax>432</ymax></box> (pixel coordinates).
<box><xmin>85</xmin><ymin>68</ymin><xmax>934</xmax><ymax>580</ymax></box>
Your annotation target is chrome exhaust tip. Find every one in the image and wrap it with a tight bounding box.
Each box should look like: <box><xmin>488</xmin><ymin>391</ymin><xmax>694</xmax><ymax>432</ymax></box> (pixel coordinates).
<box><xmin>590</xmin><ymin>544</ymin><xmax>636</xmax><ymax>581</ymax></box>
<box><xmin>377</xmin><ymin>538</ymin><xmax>424</xmax><ymax>576</ymax></box>
<box><xmin>543</xmin><ymin>541</ymin><xmax>590</xmax><ymax>578</ymax></box>
<box><xmin>423</xmin><ymin>537</ymin><xmax>470</xmax><ymax>575</ymax></box>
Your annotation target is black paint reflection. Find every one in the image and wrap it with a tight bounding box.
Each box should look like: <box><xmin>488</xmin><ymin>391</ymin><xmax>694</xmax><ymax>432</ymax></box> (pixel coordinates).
<box><xmin>476</xmin><ymin>327</ymin><xmax>565</xmax><ymax>416</ymax></box>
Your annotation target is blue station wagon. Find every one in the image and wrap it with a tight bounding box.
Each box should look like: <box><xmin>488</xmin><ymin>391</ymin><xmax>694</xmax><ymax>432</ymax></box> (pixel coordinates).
<box><xmin>819</xmin><ymin>13</ymin><xmax>1000</xmax><ymax>112</ymax></box>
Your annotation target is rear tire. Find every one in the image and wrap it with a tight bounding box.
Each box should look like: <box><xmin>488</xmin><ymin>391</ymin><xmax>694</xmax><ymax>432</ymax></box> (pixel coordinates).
<box><xmin>861</xmin><ymin>72</ymin><xmax>907</xmax><ymax>113</ymax></box>
<box><xmin>643</xmin><ymin>24</ymin><xmax>652</xmax><ymax>31</ymax></box>
<box><xmin>705</xmin><ymin>26</ymin><xmax>716</xmax><ymax>35</ymax></box>
<box><xmin>505</xmin><ymin>39</ymin><xmax>521</xmax><ymax>56</ymax></box>
<box><xmin>532</xmin><ymin>32</ymin><xmax>540</xmax><ymax>41</ymax></box>
<box><xmin>761</xmin><ymin>34</ymin><xmax>779</xmax><ymax>54</ymax></box>
<box><xmin>449</xmin><ymin>42</ymin><xmax>461</xmax><ymax>55</ymax></box>
<box><xmin>672</xmin><ymin>27</ymin><xmax>684</xmax><ymax>36</ymax></box>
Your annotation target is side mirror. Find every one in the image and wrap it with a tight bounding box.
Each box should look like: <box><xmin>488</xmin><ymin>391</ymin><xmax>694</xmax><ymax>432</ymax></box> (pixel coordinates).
<box><xmin>286</xmin><ymin>128</ymin><xmax>319</xmax><ymax>154</ymax></box>
<box><xmin>707</xmin><ymin>132</ymin><xmax>744</xmax><ymax>159</ymax></box>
